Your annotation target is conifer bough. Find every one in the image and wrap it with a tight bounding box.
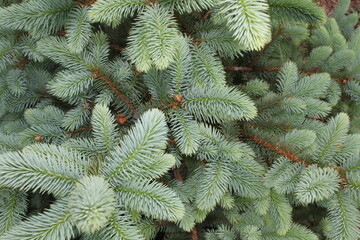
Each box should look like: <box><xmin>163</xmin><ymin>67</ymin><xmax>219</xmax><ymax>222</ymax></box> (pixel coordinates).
<box><xmin>0</xmin><ymin>0</ymin><xmax>359</xmax><ymax>240</ymax></box>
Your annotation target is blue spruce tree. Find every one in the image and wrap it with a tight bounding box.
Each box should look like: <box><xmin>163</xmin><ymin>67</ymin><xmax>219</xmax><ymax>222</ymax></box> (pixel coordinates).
<box><xmin>0</xmin><ymin>0</ymin><xmax>358</xmax><ymax>239</ymax></box>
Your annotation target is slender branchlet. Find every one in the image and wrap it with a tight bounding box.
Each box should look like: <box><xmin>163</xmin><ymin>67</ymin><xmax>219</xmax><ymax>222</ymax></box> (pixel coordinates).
<box><xmin>91</xmin><ymin>69</ymin><xmax>137</xmax><ymax>114</ymax></box>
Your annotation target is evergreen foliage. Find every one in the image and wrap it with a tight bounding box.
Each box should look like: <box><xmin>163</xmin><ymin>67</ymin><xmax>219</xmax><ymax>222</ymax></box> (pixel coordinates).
<box><xmin>0</xmin><ymin>0</ymin><xmax>359</xmax><ymax>240</ymax></box>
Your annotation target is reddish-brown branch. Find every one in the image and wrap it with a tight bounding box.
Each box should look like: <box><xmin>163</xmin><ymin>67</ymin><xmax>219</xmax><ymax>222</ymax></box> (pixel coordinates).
<box><xmin>16</xmin><ymin>57</ymin><xmax>29</xmax><ymax>69</ymax></box>
<box><xmin>167</xmin><ymin>94</ymin><xmax>183</xmax><ymax>110</ymax></box>
<box><xmin>243</xmin><ymin>132</ymin><xmax>348</xmax><ymax>187</ymax></box>
<box><xmin>340</xmin><ymin>176</ymin><xmax>347</xmax><ymax>188</ymax></box>
<box><xmin>91</xmin><ymin>70</ymin><xmax>137</xmax><ymax>114</ymax></box>
<box><xmin>66</xmin><ymin>126</ymin><xmax>92</xmax><ymax>137</ymax></box>
<box><xmin>167</xmin><ymin>139</ymin><xmax>177</xmax><ymax>145</ymax></box>
<box><xmin>173</xmin><ymin>168</ymin><xmax>183</xmax><ymax>183</ymax></box>
<box><xmin>109</xmin><ymin>44</ymin><xmax>124</xmax><ymax>52</ymax></box>
<box><xmin>156</xmin><ymin>221</ymin><xmax>172</xmax><ymax>226</ymax></box>
<box><xmin>242</xmin><ymin>132</ymin><xmax>310</xmax><ymax>166</ymax></box>
<box><xmin>336</xmin><ymin>167</ymin><xmax>347</xmax><ymax>188</ymax></box>
<box><xmin>192</xmin><ymin>38</ymin><xmax>202</xmax><ymax>46</ymax></box>
<box><xmin>74</xmin><ymin>0</ymin><xmax>97</xmax><ymax>6</ymax></box>
<box><xmin>263</xmin><ymin>158</ymin><xmax>272</xmax><ymax>167</ymax></box>
<box><xmin>191</xmin><ymin>227</ymin><xmax>198</xmax><ymax>240</ymax></box>
<box><xmin>201</xmin><ymin>10</ymin><xmax>211</xmax><ymax>21</ymax></box>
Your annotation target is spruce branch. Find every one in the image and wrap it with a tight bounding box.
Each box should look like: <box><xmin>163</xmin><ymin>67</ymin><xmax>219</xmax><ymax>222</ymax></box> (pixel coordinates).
<box><xmin>243</xmin><ymin>132</ymin><xmax>349</xmax><ymax>189</ymax></box>
<box><xmin>0</xmin><ymin>151</ymin><xmax>86</xmax><ymax>196</ymax></box>
<box><xmin>126</xmin><ymin>5</ymin><xmax>180</xmax><ymax>71</ymax></box>
<box><xmin>217</xmin><ymin>0</ymin><xmax>271</xmax><ymax>51</ymax></box>
<box><xmin>268</xmin><ymin>0</ymin><xmax>326</xmax><ymax>25</ymax></box>
<box><xmin>0</xmin><ymin>0</ymin><xmax>358</xmax><ymax>238</ymax></box>
<box><xmin>65</xmin><ymin>6</ymin><xmax>92</xmax><ymax>53</ymax></box>
<box><xmin>15</xmin><ymin>58</ymin><xmax>29</xmax><ymax>70</ymax></box>
<box><xmin>102</xmin><ymin>109</ymin><xmax>169</xmax><ymax>181</ymax></box>
<box><xmin>0</xmin><ymin>189</ymin><xmax>27</xmax><ymax>235</ymax></box>
<box><xmin>68</xmin><ymin>176</ymin><xmax>115</xmax><ymax>233</ymax></box>
<box><xmin>242</xmin><ymin>132</ymin><xmax>310</xmax><ymax>166</ymax></box>
<box><xmin>326</xmin><ymin>192</ymin><xmax>360</xmax><ymax>240</ymax></box>
<box><xmin>0</xmin><ymin>199</ymin><xmax>75</xmax><ymax>240</ymax></box>
<box><xmin>115</xmin><ymin>180</ymin><xmax>185</xmax><ymax>221</ymax></box>
<box><xmin>225</xmin><ymin>65</ymin><xmax>349</xmax><ymax>85</ymax></box>
<box><xmin>91</xmin><ymin>69</ymin><xmax>137</xmax><ymax>114</ymax></box>
<box><xmin>255</xmin><ymin>67</ymin><xmax>349</xmax><ymax>85</ymax></box>
<box><xmin>88</xmin><ymin>0</ymin><xmax>146</xmax><ymax>27</ymax></box>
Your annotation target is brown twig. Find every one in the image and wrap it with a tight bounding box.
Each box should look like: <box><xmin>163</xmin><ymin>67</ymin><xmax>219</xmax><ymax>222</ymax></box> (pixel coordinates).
<box><xmin>167</xmin><ymin>139</ymin><xmax>177</xmax><ymax>145</ymax></box>
<box><xmin>173</xmin><ymin>168</ymin><xmax>183</xmax><ymax>183</ymax></box>
<box><xmin>91</xmin><ymin>69</ymin><xmax>137</xmax><ymax>114</ymax></box>
<box><xmin>242</xmin><ymin>132</ymin><xmax>310</xmax><ymax>166</ymax></box>
<box><xmin>191</xmin><ymin>227</ymin><xmax>198</xmax><ymax>240</ymax></box>
<box><xmin>192</xmin><ymin>38</ymin><xmax>202</xmax><ymax>46</ymax></box>
<box><xmin>156</xmin><ymin>221</ymin><xmax>172</xmax><ymax>226</ymax></box>
<box><xmin>201</xmin><ymin>10</ymin><xmax>211</xmax><ymax>21</ymax></box>
<box><xmin>16</xmin><ymin>57</ymin><xmax>29</xmax><ymax>70</ymax></box>
<box><xmin>109</xmin><ymin>44</ymin><xmax>124</xmax><ymax>52</ymax></box>
<box><xmin>167</xmin><ymin>94</ymin><xmax>183</xmax><ymax>110</ymax></box>
<box><xmin>243</xmin><ymin>132</ymin><xmax>348</xmax><ymax>187</ymax></box>
<box><xmin>66</xmin><ymin>126</ymin><xmax>92</xmax><ymax>137</ymax></box>
<box><xmin>74</xmin><ymin>0</ymin><xmax>97</xmax><ymax>6</ymax></box>
<box><xmin>263</xmin><ymin>158</ymin><xmax>272</xmax><ymax>167</ymax></box>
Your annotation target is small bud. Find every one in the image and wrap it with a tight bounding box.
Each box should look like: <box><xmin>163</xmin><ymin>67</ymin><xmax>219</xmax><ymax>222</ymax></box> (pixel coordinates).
<box><xmin>173</xmin><ymin>94</ymin><xmax>182</xmax><ymax>103</ymax></box>
<box><xmin>82</xmin><ymin>102</ymin><xmax>90</xmax><ymax>109</ymax></box>
<box><xmin>116</xmin><ymin>114</ymin><xmax>127</xmax><ymax>125</ymax></box>
<box><xmin>34</xmin><ymin>136</ymin><xmax>42</xmax><ymax>142</ymax></box>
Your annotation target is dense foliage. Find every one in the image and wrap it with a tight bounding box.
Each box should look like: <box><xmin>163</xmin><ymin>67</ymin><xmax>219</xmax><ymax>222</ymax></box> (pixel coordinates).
<box><xmin>0</xmin><ymin>0</ymin><xmax>359</xmax><ymax>239</ymax></box>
